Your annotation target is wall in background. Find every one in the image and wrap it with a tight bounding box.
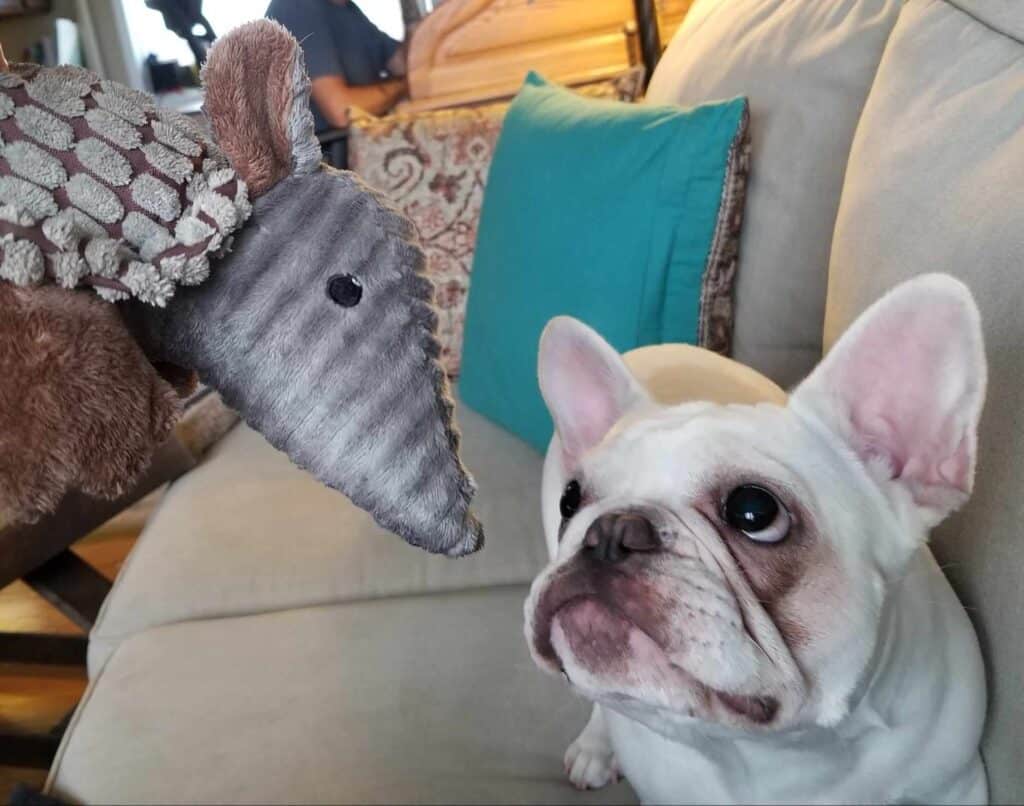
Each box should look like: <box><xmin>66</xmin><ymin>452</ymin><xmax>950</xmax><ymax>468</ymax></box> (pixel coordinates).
<box><xmin>82</xmin><ymin>0</ymin><xmax>139</xmax><ymax>87</ymax></box>
<box><xmin>0</xmin><ymin>0</ymin><xmax>138</xmax><ymax>86</ymax></box>
<box><xmin>1</xmin><ymin>14</ymin><xmax>55</xmax><ymax>62</ymax></box>
<box><xmin>0</xmin><ymin>0</ymin><xmax>76</xmax><ymax>64</ymax></box>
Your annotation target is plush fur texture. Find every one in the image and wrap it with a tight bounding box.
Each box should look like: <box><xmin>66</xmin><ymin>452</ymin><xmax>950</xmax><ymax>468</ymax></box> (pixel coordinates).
<box><xmin>124</xmin><ymin>169</ymin><xmax>483</xmax><ymax>556</ymax></box>
<box><xmin>201</xmin><ymin>20</ymin><xmax>318</xmax><ymax>197</ymax></box>
<box><xmin>0</xmin><ymin>284</ymin><xmax>180</xmax><ymax>526</ymax></box>
<box><xmin>0</xmin><ymin>21</ymin><xmax>483</xmax><ymax>557</ymax></box>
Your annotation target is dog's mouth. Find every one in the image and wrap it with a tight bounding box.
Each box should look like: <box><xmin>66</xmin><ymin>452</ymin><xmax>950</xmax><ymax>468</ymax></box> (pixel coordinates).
<box><xmin>530</xmin><ymin>570</ymin><xmax>780</xmax><ymax>726</ymax></box>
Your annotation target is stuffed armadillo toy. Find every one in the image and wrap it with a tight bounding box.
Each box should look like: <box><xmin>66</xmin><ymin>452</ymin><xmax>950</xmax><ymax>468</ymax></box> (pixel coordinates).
<box><xmin>0</xmin><ymin>20</ymin><xmax>483</xmax><ymax>556</ymax></box>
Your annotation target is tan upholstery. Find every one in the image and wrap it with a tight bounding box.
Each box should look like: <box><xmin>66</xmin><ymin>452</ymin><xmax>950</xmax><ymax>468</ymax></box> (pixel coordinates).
<box><xmin>52</xmin><ymin>588</ymin><xmax>637</xmax><ymax>805</ymax></box>
<box><xmin>55</xmin><ymin>347</ymin><xmax>785</xmax><ymax>803</ymax></box>
<box><xmin>646</xmin><ymin>0</ymin><xmax>902</xmax><ymax>387</ymax></box>
<box><xmin>824</xmin><ymin>2</ymin><xmax>1024</xmax><ymax>800</ymax></box>
<box><xmin>51</xmin><ymin>2</ymin><xmax>1024</xmax><ymax>801</ymax></box>
<box><xmin>88</xmin><ymin>399</ymin><xmax>548</xmax><ymax>674</ymax></box>
<box><xmin>89</xmin><ymin>350</ymin><xmax>785</xmax><ymax>674</ymax></box>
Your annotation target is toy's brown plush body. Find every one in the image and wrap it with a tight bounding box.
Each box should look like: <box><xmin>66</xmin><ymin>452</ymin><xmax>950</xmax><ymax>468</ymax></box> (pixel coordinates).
<box><xmin>0</xmin><ymin>284</ymin><xmax>180</xmax><ymax>526</ymax></box>
<box><xmin>0</xmin><ymin>21</ymin><xmax>483</xmax><ymax>556</ymax></box>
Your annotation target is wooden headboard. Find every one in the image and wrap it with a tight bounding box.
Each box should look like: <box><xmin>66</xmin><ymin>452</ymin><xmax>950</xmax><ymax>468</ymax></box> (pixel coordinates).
<box><xmin>657</xmin><ymin>0</ymin><xmax>693</xmax><ymax>44</ymax></box>
<box><xmin>404</xmin><ymin>0</ymin><xmax>694</xmax><ymax>112</ymax></box>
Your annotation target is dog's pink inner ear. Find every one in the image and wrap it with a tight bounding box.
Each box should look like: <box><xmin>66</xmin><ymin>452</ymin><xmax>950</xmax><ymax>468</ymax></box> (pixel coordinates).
<box><xmin>794</xmin><ymin>275</ymin><xmax>986</xmax><ymax>519</ymax></box>
<box><xmin>538</xmin><ymin>318</ymin><xmax>644</xmax><ymax>467</ymax></box>
<box><xmin>842</xmin><ymin>317</ymin><xmax>972</xmax><ymax>495</ymax></box>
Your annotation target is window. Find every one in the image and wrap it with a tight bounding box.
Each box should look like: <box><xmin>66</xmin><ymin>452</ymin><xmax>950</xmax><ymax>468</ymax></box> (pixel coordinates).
<box><xmin>121</xmin><ymin>0</ymin><xmax>406</xmax><ymax>75</ymax></box>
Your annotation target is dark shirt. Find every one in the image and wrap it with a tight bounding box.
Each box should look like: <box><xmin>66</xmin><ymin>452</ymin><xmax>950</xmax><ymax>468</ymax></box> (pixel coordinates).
<box><xmin>265</xmin><ymin>0</ymin><xmax>401</xmax><ymax>132</ymax></box>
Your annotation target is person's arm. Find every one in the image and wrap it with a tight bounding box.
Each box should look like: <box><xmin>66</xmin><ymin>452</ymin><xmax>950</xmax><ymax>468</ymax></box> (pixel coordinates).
<box><xmin>310</xmin><ymin>74</ymin><xmax>406</xmax><ymax>128</ymax></box>
<box><xmin>386</xmin><ymin>43</ymin><xmax>408</xmax><ymax>78</ymax></box>
<box><xmin>387</xmin><ymin>17</ymin><xmax>422</xmax><ymax>77</ymax></box>
<box><xmin>364</xmin><ymin>3</ymin><xmax>407</xmax><ymax>78</ymax></box>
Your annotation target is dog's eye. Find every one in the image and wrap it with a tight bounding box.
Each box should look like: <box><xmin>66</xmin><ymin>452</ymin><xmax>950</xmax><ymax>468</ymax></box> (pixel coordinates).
<box><xmin>327</xmin><ymin>274</ymin><xmax>363</xmax><ymax>307</ymax></box>
<box><xmin>724</xmin><ymin>485</ymin><xmax>790</xmax><ymax>544</ymax></box>
<box><xmin>560</xmin><ymin>480</ymin><xmax>582</xmax><ymax>520</ymax></box>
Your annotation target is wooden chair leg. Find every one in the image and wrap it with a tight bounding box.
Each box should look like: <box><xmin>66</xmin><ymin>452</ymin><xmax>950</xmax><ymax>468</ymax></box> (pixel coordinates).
<box><xmin>0</xmin><ymin>641</ymin><xmax>84</xmax><ymax>769</ymax></box>
<box><xmin>23</xmin><ymin>550</ymin><xmax>111</xmax><ymax>632</ymax></box>
<box><xmin>0</xmin><ymin>549</ymin><xmax>106</xmax><ymax>662</ymax></box>
<box><xmin>0</xmin><ymin>633</ymin><xmax>86</xmax><ymax>767</ymax></box>
<box><xmin>0</xmin><ymin>731</ymin><xmax>62</xmax><ymax>769</ymax></box>
<box><xmin>0</xmin><ymin>552</ymin><xmax>110</xmax><ymax>767</ymax></box>
<box><xmin>0</xmin><ymin>705</ymin><xmax>76</xmax><ymax>769</ymax></box>
<box><xmin>0</xmin><ymin>633</ymin><xmax>87</xmax><ymax>666</ymax></box>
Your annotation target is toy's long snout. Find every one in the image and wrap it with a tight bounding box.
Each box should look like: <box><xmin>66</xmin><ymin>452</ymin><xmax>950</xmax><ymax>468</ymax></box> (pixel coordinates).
<box><xmin>127</xmin><ymin>171</ymin><xmax>484</xmax><ymax>556</ymax></box>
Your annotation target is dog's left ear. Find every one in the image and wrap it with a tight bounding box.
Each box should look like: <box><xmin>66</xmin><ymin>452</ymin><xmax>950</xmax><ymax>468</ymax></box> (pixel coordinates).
<box><xmin>539</xmin><ymin>317</ymin><xmax>649</xmax><ymax>468</ymax></box>
<box><xmin>791</xmin><ymin>273</ymin><xmax>986</xmax><ymax>529</ymax></box>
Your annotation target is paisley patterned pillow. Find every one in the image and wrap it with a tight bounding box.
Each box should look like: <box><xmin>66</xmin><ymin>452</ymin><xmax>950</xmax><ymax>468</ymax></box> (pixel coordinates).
<box><xmin>348</xmin><ymin>69</ymin><xmax>644</xmax><ymax>377</ymax></box>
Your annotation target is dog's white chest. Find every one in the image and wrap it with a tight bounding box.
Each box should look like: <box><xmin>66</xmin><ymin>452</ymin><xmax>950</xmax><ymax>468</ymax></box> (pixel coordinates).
<box><xmin>606</xmin><ymin>710</ymin><xmax>884</xmax><ymax>804</ymax></box>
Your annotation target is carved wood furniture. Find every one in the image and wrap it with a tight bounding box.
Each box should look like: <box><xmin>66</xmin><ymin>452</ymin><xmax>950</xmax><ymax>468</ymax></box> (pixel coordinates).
<box><xmin>404</xmin><ymin>0</ymin><xmax>693</xmax><ymax>112</ymax></box>
<box><xmin>657</xmin><ymin>0</ymin><xmax>693</xmax><ymax>42</ymax></box>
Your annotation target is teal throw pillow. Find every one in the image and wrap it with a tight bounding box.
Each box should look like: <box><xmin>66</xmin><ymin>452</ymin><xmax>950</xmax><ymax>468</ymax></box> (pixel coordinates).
<box><xmin>460</xmin><ymin>72</ymin><xmax>750</xmax><ymax>452</ymax></box>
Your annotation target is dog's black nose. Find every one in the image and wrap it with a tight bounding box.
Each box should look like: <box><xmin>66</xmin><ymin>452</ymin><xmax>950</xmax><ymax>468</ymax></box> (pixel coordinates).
<box><xmin>583</xmin><ymin>512</ymin><xmax>660</xmax><ymax>564</ymax></box>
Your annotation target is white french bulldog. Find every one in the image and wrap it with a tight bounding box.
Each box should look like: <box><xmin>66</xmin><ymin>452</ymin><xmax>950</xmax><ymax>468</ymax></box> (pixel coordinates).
<box><xmin>524</xmin><ymin>274</ymin><xmax>988</xmax><ymax>804</ymax></box>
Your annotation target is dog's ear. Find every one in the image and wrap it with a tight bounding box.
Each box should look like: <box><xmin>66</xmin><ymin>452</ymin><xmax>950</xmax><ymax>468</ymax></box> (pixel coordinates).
<box><xmin>791</xmin><ymin>274</ymin><xmax>986</xmax><ymax>529</ymax></box>
<box><xmin>538</xmin><ymin>317</ymin><xmax>649</xmax><ymax>467</ymax></box>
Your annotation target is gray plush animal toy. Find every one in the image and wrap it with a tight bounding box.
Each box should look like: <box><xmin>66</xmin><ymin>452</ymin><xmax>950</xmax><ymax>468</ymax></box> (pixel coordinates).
<box><xmin>0</xmin><ymin>21</ymin><xmax>483</xmax><ymax>556</ymax></box>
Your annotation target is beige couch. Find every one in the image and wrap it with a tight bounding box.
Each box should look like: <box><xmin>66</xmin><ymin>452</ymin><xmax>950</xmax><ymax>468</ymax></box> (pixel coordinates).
<box><xmin>46</xmin><ymin>1</ymin><xmax>1023</xmax><ymax>802</ymax></box>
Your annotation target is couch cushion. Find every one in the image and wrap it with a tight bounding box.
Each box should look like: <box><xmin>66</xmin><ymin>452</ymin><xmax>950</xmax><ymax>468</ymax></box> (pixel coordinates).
<box><xmin>823</xmin><ymin>2</ymin><xmax>1024</xmax><ymax>800</ymax></box>
<box><xmin>50</xmin><ymin>587</ymin><xmax>637</xmax><ymax>805</ymax></box>
<box><xmin>89</xmin><ymin>397</ymin><xmax>547</xmax><ymax>674</ymax></box>
<box><xmin>645</xmin><ymin>0</ymin><xmax>902</xmax><ymax>387</ymax></box>
<box><xmin>90</xmin><ymin>346</ymin><xmax>786</xmax><ymax>676</ymax></box>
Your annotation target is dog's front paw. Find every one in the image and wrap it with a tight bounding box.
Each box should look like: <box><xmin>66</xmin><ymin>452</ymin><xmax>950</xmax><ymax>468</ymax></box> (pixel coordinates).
<box><xmin>564</xmin><ymin>734</ymin><xmax>620</xmax><ymax>790</ymax></box>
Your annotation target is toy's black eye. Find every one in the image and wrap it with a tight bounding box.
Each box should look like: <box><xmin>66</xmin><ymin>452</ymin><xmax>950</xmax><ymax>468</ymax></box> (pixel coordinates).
<box><xmin>723</xmin><ymin>485</ymin><xmax>790</xmax><ymax>544</ymax></box>
<box><xmin>560</xmin><ymin>480</ymin><xmax>581</xmax><ymax>520</ymax></box>
<box><xmin>327</xmin><ymin>274</ymin><xmax>362</xmax><ymax>307</ymax></box>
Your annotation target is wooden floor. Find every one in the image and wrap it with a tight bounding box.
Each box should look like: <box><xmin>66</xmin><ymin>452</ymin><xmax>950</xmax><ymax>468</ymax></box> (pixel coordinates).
<box><xmin>0</xmin><ymin>493</ymin><xmax>158</xmax><ymax>801</ymax></box>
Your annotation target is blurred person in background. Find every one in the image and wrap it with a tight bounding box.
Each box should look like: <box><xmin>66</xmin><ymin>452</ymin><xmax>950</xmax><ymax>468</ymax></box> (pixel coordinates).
<box><xmin>266</xmin><ymin>0</ymin><xmax>410</xmax><ymax>133</ymax></box>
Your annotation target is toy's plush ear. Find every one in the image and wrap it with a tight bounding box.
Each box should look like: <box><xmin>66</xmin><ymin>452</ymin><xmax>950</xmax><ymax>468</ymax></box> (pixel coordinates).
<box><xmin>200</xmin><ymin>20</ymin><xmax>321</xmax><ymax>197</ymax></box>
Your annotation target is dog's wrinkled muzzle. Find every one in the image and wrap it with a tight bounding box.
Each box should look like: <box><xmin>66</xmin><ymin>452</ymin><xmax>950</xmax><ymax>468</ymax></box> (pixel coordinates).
<box><xmin>525</xmin><ymin>515</ymin><xmax>807</xmax><ymax>728</ymax></box>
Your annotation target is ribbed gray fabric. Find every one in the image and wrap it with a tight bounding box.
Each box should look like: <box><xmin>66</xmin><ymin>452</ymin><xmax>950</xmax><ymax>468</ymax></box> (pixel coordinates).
<box><xmin>126</xmin><ymin>168</ymin><xmax>483</xmax><ymax>556</ymax></box>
